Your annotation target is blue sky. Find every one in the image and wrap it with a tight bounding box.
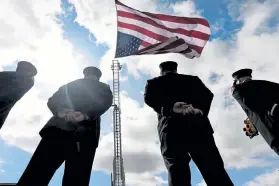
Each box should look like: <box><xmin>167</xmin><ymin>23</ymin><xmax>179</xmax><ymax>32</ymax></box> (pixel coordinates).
<box><xmin>1</xmin><ymin>0</ymin><xmax>279</xmax><ymax>185</ymax></box>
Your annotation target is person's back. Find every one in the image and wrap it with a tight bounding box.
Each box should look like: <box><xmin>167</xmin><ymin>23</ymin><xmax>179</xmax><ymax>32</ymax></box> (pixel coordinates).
<box><xmin>231</xmin><ymin>68</ymin><xmax>279</xmax><ymax>155</ymax></box>
<box><xmin>0</xmin><ymin>61</ymin><xmax>37</xmax><ymax>129</ymax></box>
<box><xmin>144</xmin><ymin>61</ymin><xmax>234</xmax><ymax>186</ymax></box>
<box><xmin>17</xmin><ymin>66</ymin><xmax>113</xmax><ymax>186</ymax></box>
<box><xmin>41</xmin><ymin>78</ymin><xmax>112</xmax><ymax>135</ymax></box>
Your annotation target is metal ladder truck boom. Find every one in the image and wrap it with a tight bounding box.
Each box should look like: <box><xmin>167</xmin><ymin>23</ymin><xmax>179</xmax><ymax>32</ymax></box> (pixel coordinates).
<box><xmin>111</xmin><ymin>60</ymin><xmax>125</xmax><ymax>186</ymax></box>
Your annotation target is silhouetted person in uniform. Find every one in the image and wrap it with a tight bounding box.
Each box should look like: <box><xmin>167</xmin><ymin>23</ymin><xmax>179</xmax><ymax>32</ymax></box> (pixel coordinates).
<box><xmin>17</xmin><ymin>66</ymin><xmax>113</xmax><ymax>186</ymax></box>
<box><xmin>0</xmin><ymin>61</ymin><xmax>37</xmax><ymax>130</ymax></box>
<box><xmin>144</xmin><ymin>61</ymin><xmax>234</xmax><ymax>186</ymax></box>
<box><xmin>231</xmin><ymin>68</ymin><xmax>279</xmax><ymax>155</ymax></box>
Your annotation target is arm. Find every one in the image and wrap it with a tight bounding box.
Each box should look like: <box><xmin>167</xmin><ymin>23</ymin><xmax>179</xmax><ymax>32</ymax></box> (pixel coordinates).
<box><xmin>264</xmin><ymin>81</ymin><xmax>279</xmax><ymax>117</ymax></box>
<box><xmin>242</xmin><ymin>81</ymin><xmax>279</xmax><ymax>113</ymax></box>
<box><xmin>47</xmin><ymin>85</ymin><xmax>69</xmax><ymax>116</ymax></box>
<box><xmin>0</xmin><ymin>72</ymin><xmax>34</xmax><ymax>101</ymax></box>
<box><xmin>144</xmin><ymin>80</ymin><xmax>174</xmax><ymax>116</ymax></box>
<box><xmin>13</xmin><ymin>78</ymin><xmax>34</xmax><ymax>100</ymax></box>
<box><xmin>192</xmin><ymin>76</ymin><xmax>214</xmax><ymax>116</ymax></box>
<box><xmin>83</xmin><ymin>84</ymin><xmax>113</xmax><ymax>120</ymax></box>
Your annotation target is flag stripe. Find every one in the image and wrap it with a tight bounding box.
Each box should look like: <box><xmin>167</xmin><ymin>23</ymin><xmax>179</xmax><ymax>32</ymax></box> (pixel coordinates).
<box><xmin>116</xmin><ymin>1</ymin><xmax>209</xmax><ymax>26</ymax></box>
<box><xmin>144</xmin><ymin>13</ymin><xmax>209</xmax><ymax>27</ymax></box>
<box><xmin>118</xmin><ymin>11</ymin><xmax>210</xmax><ymax>41</ymax></box>
<box><xmin>139</xmin><ymin>38</ymin><xmax>198</xmax><ymax>57</ymax></box>
<box><xmin>116</xmin><ymin>3</ymin><xmax>210</xmax><ymax>35</ymax></box>
<box><xmin>118</xmin><ymin>22</ymin><xmax>203</xmax><ymax>54</ymax></box>
<box><xmin>143</xmin><ymin>44</ymin><xmax>197</xmax><ymax>58</ymax></box>
<box><xmin>141</xmin><ymin>38</ymin><xmax>185</xmax><ymax>53</ymax></box>
<box><xmin>118</xmin><ymin>21</ymin><xmax>167</xmax><ymax>41</ymax></box>
<box><xmin>140</xmin><ymin>36</ymin><xmax>203</xmax><ymax>54</ymax></box>
<box><xmin>140</xmin><ymin>41</ymin><xmax>150</xmax><ymax>47</ymax></box>
<box><xmin>140</xmin><ymin>42</ymin><xmax>197</xmax><ymax>58</ymax></box>
<box><xmin>118</xmin><ymin>15</ymin><xmax>208</xmax><ymax>47</ymax></box>
<box><xmin>118</xmin><ymin>27</ymin><xmax>160</xmax><ymax>44</ymax></box>
<box><xmin>138</xmin><ymin>37</ymin><xmax>179</xmax><ymax>53</ymax></box>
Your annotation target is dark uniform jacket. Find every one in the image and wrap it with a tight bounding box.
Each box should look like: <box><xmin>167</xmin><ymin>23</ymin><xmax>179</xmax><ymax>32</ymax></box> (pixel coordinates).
<box><xmin>232</xmin><ymin>80</ymin><xmax>279</xmax><ymax>147</ymax></box>
<box><xmin>144</xmin><ymin>73</ymin><xmax>214</xmax><ymax>138</ymax></box>
<box><xmin>0</xmin><ymin>72</ymin><xmax>34</xmax><ymax>129</ymax></box>
<box><xmin>40</xmin><ymin>78</ymin><xmax>113</xmax><ymax>147</ymax></box>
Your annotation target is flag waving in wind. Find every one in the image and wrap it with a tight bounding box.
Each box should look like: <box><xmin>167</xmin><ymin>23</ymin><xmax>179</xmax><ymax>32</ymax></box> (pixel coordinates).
<box><xmin>115</xmin><ymin>0</ymin><xmax>211</xmax><ymax>59</ymax></box>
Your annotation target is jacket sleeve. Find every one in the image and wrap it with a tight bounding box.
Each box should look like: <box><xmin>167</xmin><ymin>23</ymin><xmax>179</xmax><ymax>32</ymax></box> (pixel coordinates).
<box><xmin>47</xmin><ymin>85</ymin><xmax>68</xmax><ymax>115</ymax></box>
<box><xmin>84</xmin><ymin>84</ymin><xmax>113</xmax><ymax>120</ymax></box>
<box><xmin>242</xmin><ymin>81</ymin><xmax>279</xmax><ymax>113</ymax></box>
<box><xmin>0</xmin><ymin>73</ymin><xmax>34</xmax><ymax>101</ymax></box>
<box><xmin>261</xmin><ymin>81</ymin><xmax>279</xmax><ymax>116</ymax></box>
<box><xmin>144</xmin><ymin>80</ymin><xmax>174</xmax><ymax>116</ymax></box>
<box><xmin>192</xmin><ymin>76</ymin><xmax>214</xmax><ymax>116</ymax></box>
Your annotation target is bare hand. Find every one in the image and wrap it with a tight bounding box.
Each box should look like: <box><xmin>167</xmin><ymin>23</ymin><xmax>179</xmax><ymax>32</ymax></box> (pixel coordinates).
<box><xmin>58</xmin><ymin>109</ymin><xmax>75</xmax><ymax>118</ymax></box>
<box><xmin>173</xmin><ymin>102</ymin><xmax>193</xmax><ymax>114</ymax></box>
<box><xmin>72</xmin><ymin>111</ymin><xmax>86</xmax><ymax>122</ymax></box>
<box><xmin>182</xmin><ymin>105</ymin><xmax>194</xmax><ymax>115</ymax></box>
<box><xmin>192</xmin><ymin>108</ymin><xmax>203</xmax><ymax>116</ymax></box>
<box><xmin>182</xmin><ymin>105</ymin><xmax>203</xmax><ymax>116</ymax></box>
<box><xmin>58</xmin><ymin>109</ymin><xmax>85</xmax><ymax>122</ymax></box>
<box><xmin>173</xmin><ymin>102</ymin><xmax>187</xmax><ymax>114</ymax></box>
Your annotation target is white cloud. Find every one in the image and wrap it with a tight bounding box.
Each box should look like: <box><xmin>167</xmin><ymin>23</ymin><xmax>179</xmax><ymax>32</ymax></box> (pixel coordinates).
<box><xmin>244</xmin><ymin>169</ymin><xmax>279</xmax><ymax>186</ymax></box>
<box><xmin>0</xmin><ymin>0</ymin><xmax>94</xmax><ymax>149</ymax></box>
<box><xmin>170</xmin><ymin>0</ymin><xmax>203</xmax><ymax>18</ymax></box>
<box><xmin>125</xmin><ymin>172</ymin><xmax>167</xmax><ymax>186</ymax></box>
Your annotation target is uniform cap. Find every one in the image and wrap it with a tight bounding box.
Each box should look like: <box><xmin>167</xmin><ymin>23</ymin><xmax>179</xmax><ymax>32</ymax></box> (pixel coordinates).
<box><xmin>232</xmin><ymin>68</ymin><xmax>252</xmax><ymax>80</ymax></box>
<box><xmin>159</xmin><ymin>61</ymin><xmax>178</xmax><ymax>72</ymax></box>
<box><xmin>83</xmin><ymin>66</ymin><xmax>102</xmax><ymax>78</ymax></box>
<box><xmin>16</xmin><ymin>61</ymin><xmax>37</xmax><ymax>76</ymax></box>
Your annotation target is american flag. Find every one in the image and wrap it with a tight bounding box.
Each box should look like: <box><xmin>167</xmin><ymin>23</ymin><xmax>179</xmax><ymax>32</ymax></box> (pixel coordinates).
<box><xmin>115</xmin><ymin>0</ymin><xmax>211</xmax><ymax>59</ymax></box>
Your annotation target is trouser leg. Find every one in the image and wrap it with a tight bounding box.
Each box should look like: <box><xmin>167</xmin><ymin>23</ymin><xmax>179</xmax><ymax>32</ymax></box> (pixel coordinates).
<box><xmin>17</xmin><ymin>137</ymin><xmax>65</xmax><ymax>186</ymax></box>
<box><xmin>188</xmin><ymin>133</ymin><xmax>234</xmax><ymax>186</ymax></box>
<box><xmin>160</xmin><ymin>132</ymin><xmax>191</xmax><ymax>186</ymax></box>
<box><xmin>62</xmin><ymin>133</ymin><xmax>97</xmax><ymax>186</ymax></box>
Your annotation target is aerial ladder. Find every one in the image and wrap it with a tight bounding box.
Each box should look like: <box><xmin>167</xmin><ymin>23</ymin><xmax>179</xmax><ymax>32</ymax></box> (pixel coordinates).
<box><xmin>111</xmin><ymin>60</ymin><xmax>125</xmax><ymax>186</ymax></box>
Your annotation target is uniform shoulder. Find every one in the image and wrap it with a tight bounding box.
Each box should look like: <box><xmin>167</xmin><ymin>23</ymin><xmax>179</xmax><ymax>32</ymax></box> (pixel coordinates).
<box><xmin>71</xmin><ymin>79</ymin><xmax>110</xmax><ymax>87</ymax></box>
<box><xmin>253</xmin><ymin>80</ymin><xmax>279</xmax><ymax>88</ymax></box>
<box><xmin>0</xmin><ymin>71</ymin><xmax>16</xmax><ymax>78</ymax></box>
<box><xmin>146</xmin><ymin>76</ymin><xmax>163</xmax><ymax>85</ymax></box>
<box><xmin>147</xmin><ymin>74</ymin><xmax>198</xmax><ymax>82</ymax></box>
<box><xmin>255</xmin><ymin>79</ymin><xmax>279</xmax><ymax>84</ymax></box>
<box><xmin>147</xmin><ymin>76</ymin><xmax>159</xmax><ymax>82</ymax></box>
<box><xmin>179</xmin><ymin>74</ymin><xmax>200</xmax><ymax>80</ymax></box>
<box><xmin>99</xmin><ymin>82</ymin><xmax>111</xmax><ymax>88</ymax></box>
<box><xmin>65</xmin><ymin>78</ymin><xmax>83</xmax><ymax>86</ymax></box>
